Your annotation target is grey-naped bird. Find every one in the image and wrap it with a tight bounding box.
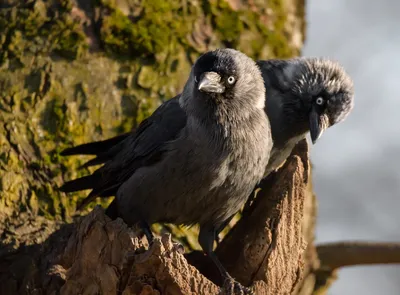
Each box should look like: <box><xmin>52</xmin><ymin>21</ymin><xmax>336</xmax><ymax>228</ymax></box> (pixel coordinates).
<box><xmin>60</xmin><ymin>56</ymin><xmax>354</xmax><ymax>287</ymax></box>
<box><xmin>61</xmin><ymin>57</ymin><xmax>354</xmax><ymax>190</ymax></box>
<box><xmin>258</xmin><ymin>58</ymin><xmax>354</xmax><ymax>176</ymax></box>
<box><xmin>62</xmin><ymin>48</ymin><xmax>272</xmax><ymax>289</ymax></box>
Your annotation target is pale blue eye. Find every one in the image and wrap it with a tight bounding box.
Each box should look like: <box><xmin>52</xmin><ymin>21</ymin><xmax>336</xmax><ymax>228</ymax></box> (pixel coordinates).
<box><xmin>227</xmin><ymin>76</ymin><xmax>235</xmax><ymax>84</ymax></box>
<box><xmin>316</xmin><ymin>97</ymin><xmax>324</xmax><ymax>105</ymax></box>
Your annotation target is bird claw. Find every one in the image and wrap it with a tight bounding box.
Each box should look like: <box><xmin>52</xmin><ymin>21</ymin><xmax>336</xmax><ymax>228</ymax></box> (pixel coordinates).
<box><xmin>222</xmin><ymin>277</ymin><xmax>254</xmax><ymax>295</ymax></box>
<box><xmin>173</xmin><ymin>242</ymin><xmax>185</xmax><ymax>254</ymax></box>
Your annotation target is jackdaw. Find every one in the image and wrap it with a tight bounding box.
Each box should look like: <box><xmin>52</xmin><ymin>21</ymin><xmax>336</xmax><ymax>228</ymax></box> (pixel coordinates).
<box><xmin>61</xmin><ymin>57</ymin><xmax>354</xmax><ymax>186</ymax></box>
<box><xmin>61</xmin><ymin>48</ymin><xmax>272</xmax><ymax>289</ymax></box>
<box><xmin>60</xmin><ymin>56</ymin><xmax>354</xmax><ymax>288</ymax></box>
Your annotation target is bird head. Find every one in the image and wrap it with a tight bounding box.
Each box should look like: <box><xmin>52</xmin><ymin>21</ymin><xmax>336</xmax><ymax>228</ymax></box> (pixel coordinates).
<box><xmin>259</xmin><ymin>58</ymin><xmax>354</xmax><ymax>144</ymax></box>
<box><xmin>180</xmin><ymin>48</ymin><xmax>266</xmax><ymax>119</ymax></box>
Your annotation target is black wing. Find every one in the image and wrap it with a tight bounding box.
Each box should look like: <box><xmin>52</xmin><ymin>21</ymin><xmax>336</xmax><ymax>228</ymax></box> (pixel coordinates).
<box><xmin>59</xmin><ymin>96</ymin><xmax>186</xmax><ymax>209</ymax></box>
<box><xmin>60</xmin><ymin>132</ymin><xmax>130</xmax><ymax>157</ymax></box>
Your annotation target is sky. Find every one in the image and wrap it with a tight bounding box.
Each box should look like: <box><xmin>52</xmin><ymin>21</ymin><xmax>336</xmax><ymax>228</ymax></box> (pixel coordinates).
<box><xmin>303</xmin><ymin>0</ymin><xmax>400</xmax><ymax>294</ymax></box>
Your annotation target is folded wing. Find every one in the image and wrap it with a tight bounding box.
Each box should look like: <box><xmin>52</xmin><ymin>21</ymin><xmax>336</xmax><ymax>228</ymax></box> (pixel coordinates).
<box><xmin>59</xmin><ymin>96</ymin><xmax>186</xmax><ymax>209</ymax></box>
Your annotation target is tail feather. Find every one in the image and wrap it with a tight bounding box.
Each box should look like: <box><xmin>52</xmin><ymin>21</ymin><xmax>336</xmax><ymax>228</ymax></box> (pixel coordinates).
<box><xmin>98</xmin><ymin>184</ymin><xmax>120</xmax><ymax>198</ymax></box>
<box><xmin>60</xmin><ymin>132</ymin><xmax>138</xmax><ymax>212</ymax></box>
<box><xmin>76</xmin><ymin>190</ymin><xmax>99</xmax><ymax>210</ymax></box>
<box><xmin>61</xmin><ymin>133</ymin><xmax>130</xmax><ymax>156</ymax></box>
<box><xmin>79</xmin><ymin>140</ymin><xmax>127</xmax><ymax>168</ymax></box>
<box><xmin>59</xmin><ymin>174</ymin><xmax>98</xmax><ymax>193</ymax></box>
<box><xmin>74</xmin><ymin>180</ymin><xmax>121</xmax><ymax>210</ymax></box>
<box><xmin>79</xmin><ymin>156</ymin><xmax>110</xmax><ymax>169</ymax></box>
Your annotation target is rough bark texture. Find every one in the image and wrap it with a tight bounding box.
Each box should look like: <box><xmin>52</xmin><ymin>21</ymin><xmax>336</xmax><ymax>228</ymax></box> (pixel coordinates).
<box><xmin>0</xmin><ymin>0</ymin><xmax>306</xmax><ymax>251</ymax></box>
<box><xmin>0</xmin><ymin>140</ymin><xmax>318</xmax><ymax>295</ymax></box>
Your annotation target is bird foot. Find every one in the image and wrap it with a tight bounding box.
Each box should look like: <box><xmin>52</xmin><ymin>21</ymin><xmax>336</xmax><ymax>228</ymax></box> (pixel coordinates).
<box><xmin>172</xmin><ymin>242</ymin><xmax>185</xmax><ymax>254</ymax></box>
<box><xmin>222</xmin><ymin>277</ymin><xmax>254</xmax><ymax>295</ymax></box>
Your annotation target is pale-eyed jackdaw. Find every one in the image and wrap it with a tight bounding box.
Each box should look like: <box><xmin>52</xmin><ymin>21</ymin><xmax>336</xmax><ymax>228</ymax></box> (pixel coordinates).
<box><xmin>61</xmin><ymin>57</ymin><xmax>354</xmax><ymax>186</ymax></box>
<box><xmin>60</xmin><ymin>56</ymin><xmax>354</xmax><ymax>289</ymax></box>
<box><xmin>258</xmin><ymin>58</ymin><xmax>354</xmax><ymax>176</ymax></box>
<box><xmin>61</xmin><ymin>48</ymin><xmax>272</xmax><ymax>289</ymax></box>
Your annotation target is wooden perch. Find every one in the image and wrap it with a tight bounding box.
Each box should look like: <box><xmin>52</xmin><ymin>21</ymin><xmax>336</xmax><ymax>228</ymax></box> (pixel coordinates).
<box><xmin>59</xmin><ymin>207</ymin><xmax>220</xmax><ymax>295</ymax></box>
<box><xmin>215</xmin><ymin>139</ymin><xmax>310</xmax><ymax>293</ymax></box>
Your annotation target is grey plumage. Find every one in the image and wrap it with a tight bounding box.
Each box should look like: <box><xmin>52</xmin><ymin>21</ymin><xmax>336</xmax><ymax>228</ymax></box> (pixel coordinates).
<box><xmin>62</xmin><ymin>48</ymin><xmax>272</xmax><ymax>288</ymax></box>
<box><xmin>61</xmin><ymin>57</ymin><xmax>354</xmax><ymax>188</ymax></box>
<box><xmin>60</xmin><ymin>55</ymin><xmax>354</xmax><ymax>287</ymax></box>
<box><xmin>257</xmin><ymin>57</ymin><xmax>354</xmax><ymax>175</ymax></box>
<box><xmin>116</xmin><ymin>49</ymin><xmax>271</xmax><ymax>229</ymax></box>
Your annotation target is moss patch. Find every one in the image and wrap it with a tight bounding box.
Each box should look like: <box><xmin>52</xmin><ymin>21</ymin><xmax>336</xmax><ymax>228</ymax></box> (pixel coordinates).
<box><xmin>0</xmin><ymin>0</ymin><xmax>88</xmax><ymax>64</ymax></box>
<box><xmin>97</xmin><ymin>0</ymin><xmax>197</xmax><ymax>57</ymax></box>
<box><xmin>207</xmin><ymin>0</ymin><xmax>244</xmax><ymax>46</ymax></box>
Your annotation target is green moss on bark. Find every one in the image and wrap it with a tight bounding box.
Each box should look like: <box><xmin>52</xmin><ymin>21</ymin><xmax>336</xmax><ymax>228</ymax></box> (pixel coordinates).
<box><xmin>207</xmin><ymin>0</ymin><xmax>244</xmax><ymax>45</ymax></box>
<box><xmin>98</xmin><ymin>0</ymin><xmax>196</xmax><ymax>57</ymax></box>
<box><xmin>0</xmin><ymin>0</ymin><xmax>88</xmax><ymax>63</ymax></box>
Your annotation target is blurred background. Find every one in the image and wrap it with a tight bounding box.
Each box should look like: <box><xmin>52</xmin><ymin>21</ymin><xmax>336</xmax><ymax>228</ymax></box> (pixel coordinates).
<box><xmin>304</xmin><ymin>0</ymin><xmax>400</xmax><ymax>294</ymax></box>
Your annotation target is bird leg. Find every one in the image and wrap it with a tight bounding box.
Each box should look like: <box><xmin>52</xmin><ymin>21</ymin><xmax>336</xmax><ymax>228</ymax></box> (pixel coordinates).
<box><xmin>199</xmin><ymin>226</ymin><xmax>254</xmax><ymax>294</ymax></box>
<box><xmin>139</xmin><ymin>220</ymin><xmax>154</xmax><ymax>244</ymax></box>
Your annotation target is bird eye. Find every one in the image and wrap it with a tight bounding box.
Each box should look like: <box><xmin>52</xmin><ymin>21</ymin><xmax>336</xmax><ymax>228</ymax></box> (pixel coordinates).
<box><xmin>227</xmin><ymin>76</ymin><xmax>235</xmax><ymax>84</ymax></box>
<box><xmin>315</xmin><ymin>97</ymin><xmax>324</xmax><ymax>105</ymax></box>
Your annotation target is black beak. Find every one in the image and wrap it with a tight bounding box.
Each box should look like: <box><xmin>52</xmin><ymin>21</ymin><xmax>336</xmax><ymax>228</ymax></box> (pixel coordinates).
<box><xmin>309</xmin><ymin>106</ymin><xmax>323</xmax><ymax>144</ymax></box>
<box><xmin>198</xmin><ymin>72</ymin><xmax>225</xmax><ymax>94</ymax></box>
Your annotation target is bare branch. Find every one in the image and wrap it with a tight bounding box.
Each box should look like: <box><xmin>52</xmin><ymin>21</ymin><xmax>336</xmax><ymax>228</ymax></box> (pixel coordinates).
<box><xmin>317</xmin><ymin>241</ymin><xmax>400</xmax><ymax>270</ymax></box>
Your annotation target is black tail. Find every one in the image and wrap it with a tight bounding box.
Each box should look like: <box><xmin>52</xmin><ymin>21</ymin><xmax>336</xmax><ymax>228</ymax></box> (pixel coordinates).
<box><xmin>79</xmin><ymin>156</ymin><xmax>109</xmax><ymax>168</ymax></box>
<box><xmin>59</xmin><ymin>174</ymin><xmax>99</xmax><ymax>193</ymax></box>
<box><xmin>59</xmin><ymin>133</ymin><xmax>132</xmax><ymax>210</ymax></box>
<box><xmin>78</xmin><ymin>139</ymin><xmax>128</xmax><ymax>168</ymax></box>
<box><xmin>60</xmin><ymin>133</ymin><xmax>130</xmax><ymax>156</ymax></box>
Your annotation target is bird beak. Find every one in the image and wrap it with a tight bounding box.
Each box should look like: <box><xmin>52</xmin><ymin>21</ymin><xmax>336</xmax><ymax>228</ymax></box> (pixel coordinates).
<box><xmin>309</xmin><ymin>106</ymin><xmax>324</xmax><ymax>144</ymax></box>
<box><xmin>198</xmin><ymin>72</ymin><xmax>225</xmax><ymax>94</ymax></box>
